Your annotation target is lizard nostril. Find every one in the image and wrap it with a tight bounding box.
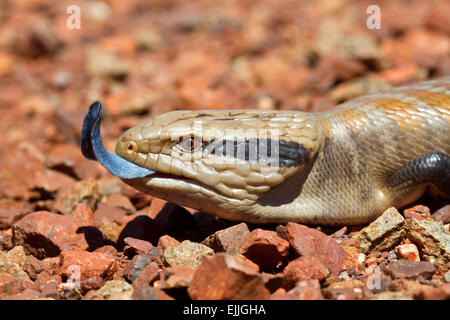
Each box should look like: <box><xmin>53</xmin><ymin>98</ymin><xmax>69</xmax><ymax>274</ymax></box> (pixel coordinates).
<box><xmin>126</xmin><ymin>141</ymin><xmax>138</xmax><ymax>153</ymax></box>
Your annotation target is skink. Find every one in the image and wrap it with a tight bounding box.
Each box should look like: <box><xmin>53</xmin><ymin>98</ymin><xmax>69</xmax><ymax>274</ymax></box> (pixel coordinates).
<box><xmin>81</xmin><ymin>78</ymin><xmax>450</xmax><ymax>225</ymax></box>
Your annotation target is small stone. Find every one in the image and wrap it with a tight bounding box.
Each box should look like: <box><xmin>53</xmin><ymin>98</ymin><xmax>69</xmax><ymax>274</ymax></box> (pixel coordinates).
<box><xmin>2</xmin><ymin>288</ymin><xmax>40</xmax><ymax>300</ymax></box>
<box><xmin>131</xmin><ymin>262</ymin><xmax>160</xmax><ymax>292</ymax></box>
<box><xmin>0</xmin><ymin>206</ymin><xmax>31</xmax><ymax>229</ymax></box>
<box><xmin>54</xmin><ymin>178</ymin><xmax>99</xmax><ymax>216</ymax></box>
<box><xmin>133</xmin><ymin>286</ymin><xmax>174</xmax><ymax>300</ymax></box>
<box><xmin>124</xmin><ymin>237</ymin><xmax>154</xmax><ymax>254</ymax></box>
<box><xmin>395</xmin><ymin>243</ymin><xmax>420</xmax><ymax>261</ymax></box>
<box><xmin>188</xmin><ymin>253</ymin><xmax>269</xmax><ymax>300</ymax></box>
<box><xmin>431</xmin><ymin>205</ymin><xmax>450</xmax><ymax>224</ymax></box>
<box><xmin>283</xmin><ymin>256</ymin><xmax>329</xmax><ymax>288</ymax></box>
<box><xmin>384</xmin><ymin>260</ymin><xmax>435</xmax><ymax>279</ymax></box>
<box><xmin>96</xmin><ymin>280</ymin><xmax>133</xmax><ymax>300</ymax></box>
<box><xmin>59</xmin><ymin>251</ymin><xmax>119</xmax><ymax>281</ymax></box>
<box><xmin>323</xmin><ymin>287</ymin><xmax>363</xmax><ymax>300</ymax></box>
<box><xmin>287</xmin><ymin>279</ymin><xmax>324</xmax><ymax>300</ymax></box>
<box><xmin>0</xmin><ymin>248</ymin><xmax>30</xmax><ymax>281</ymax></box>
<box><xmin>41</xmin><ymin>257</ymin><xmax>60</xmax><ymax>276</ymax></box>
<box><xmin>94</xmin><ymin>203</ymin><xmax>128</xmax><ymax>227</ymax></box>
<box><xmin>105</xmin><ymin>194</ymin><xmax>136</xmax><ymax>214</ymax></box>
<box><xmin>202</xmin><ymin>223</ymin><xmax>250</xmax><ymax>252</ymax></box>
<box><xmin>163</xmin><ymin>240</ymin><xmax>214</xmax><ymax>267</ymax></box>
<box><xmin>157</xmin><ymin>266</ymin><xmax>196</xmax><ymax>290</ymax></box>
<box><xmin>277</xmin><ymin>222</ymin><xmax>347</xmax><ymax>275</ymax></box>
<box><xmin>123</xmin><ymin>254</ymin><xmax>154</xmax><ymax>282</ymax></box>
<box><xmin>79</xmin><ymin>276</ymin><xmax>105</xmax><ymax>293</ymax></box>
<box><xmin>94</xmin><ymin>245</ymin><xmax>118</xmax><ymax>256</ymax></box>
<box><xmin>86</xmin><ymin>48</ymin><xmax>130</xmax><ymax>79</ymax></box>
<box><xmin>404</xmin><ymin>205</ymin><xmax>431</xmax><ymax>220</ymax></box>
<box><xmin>405</xmin><ymin>217</ymin><xmax>450</xmax><ymax>265</ymax></box>
<box><xmin>416</xmin><ymin>283</ymin><xmax>450</xmax><ymax>300</ymax></box>
<box><xmin>0</xmin><ymin>229</ymin><xmax>14</xmax><ymax>250</ymax></box>
<box><xmin>328</xmin><ymin>279</ymin><xmax>365</xmax><ymax>290</ymax></box>
<box><xmin>98</xmin><ymin>221</ymin><xmax>122</xmax><ymax>243</ymax></box>
<box><xmin>342</xmin><ymin>246</ymin><xmax>361</xmax><ymax>271</ymax></box>
<box><xmin>261</xmin><ymin>272</ymin><xmax>286</xmax><ymax>293</ymax></box>
<box><xmin>157</xmin><ymin>235</ymin><xmax>180</xmax><ymax>253</ymax></box>
<box><xmin>0</xmin><ymin>273</ymin><xmax>22</xmax><ymax>297</ymax></box>
<box><xmin>239</xmin><ymin>229</ymin><xmax>289</xmax><ymax>270</ymax></box>
<box><xmin>13</xmin><ymin>210</ymin><xmax>102</xmax><ymax>259</ymax></box>
<box><xmin>354</xmin><ymin>207</ymin><xmax>406</xmax><ymax>254</ymax></box>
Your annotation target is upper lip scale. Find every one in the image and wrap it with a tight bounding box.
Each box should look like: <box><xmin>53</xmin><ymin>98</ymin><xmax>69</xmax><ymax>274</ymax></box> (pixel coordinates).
<box><xmin>80</xmin><ymin>101</ymin><xmax>157</xmax><ymax>179</ymax></box>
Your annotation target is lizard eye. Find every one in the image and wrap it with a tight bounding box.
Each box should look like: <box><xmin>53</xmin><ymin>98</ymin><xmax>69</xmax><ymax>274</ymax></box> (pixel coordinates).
<box><xmin>179</xmin><ymin>135</ymin><xmax>202</xmax><ymax>152</ymax></box>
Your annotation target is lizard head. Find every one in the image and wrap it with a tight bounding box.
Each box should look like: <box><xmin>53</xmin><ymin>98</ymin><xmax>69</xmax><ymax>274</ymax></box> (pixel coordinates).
<box><xmin>82</xmin><ymin>101</ymin><xmax>319</xmax><ymax>222</ymax></box>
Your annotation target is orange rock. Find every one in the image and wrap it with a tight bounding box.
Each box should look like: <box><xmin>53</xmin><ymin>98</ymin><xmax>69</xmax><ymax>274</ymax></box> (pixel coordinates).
<box><xmin>395</xmin><ymin>244</ymin><xmax>420</xmax><ymax>261</ymax></box>
<box><xmin>283</xmin><ymin>256</ymin><xmax>329</xmax><ymax>288</ymax></box>
<box><xmin>59</xmin><ymin>251</ymin><xmax>119</xmax><ymax>281</ymax></box>
<box><xmin>188</xmin><ymin>253</ymin><xmax>269</xmax><ymax>300</ymax></box>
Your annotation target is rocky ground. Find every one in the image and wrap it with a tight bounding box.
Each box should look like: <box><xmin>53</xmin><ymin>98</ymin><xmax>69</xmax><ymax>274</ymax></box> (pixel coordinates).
<box><xmin>0</xmin><ymin>0</ymin><xmax>449</xmax><ymax>300</ymax></box>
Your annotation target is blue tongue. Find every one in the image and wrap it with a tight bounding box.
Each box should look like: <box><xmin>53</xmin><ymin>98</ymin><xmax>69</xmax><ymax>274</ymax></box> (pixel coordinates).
<box><xmin>80</xmin><ymin>101</ymin><xmax>156</xmax><ymax>179</ymax></box>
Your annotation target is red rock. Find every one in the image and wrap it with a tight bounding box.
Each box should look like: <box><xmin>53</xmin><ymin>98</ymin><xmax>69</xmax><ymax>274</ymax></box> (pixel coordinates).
<box><xmin>79</xmin><ymin>276</ymin><xmax>105</xmax><ymax>293</ymax></box>
<box><xmin>124</xmin><ymin>254</ymin><xmax>155</xmax><ymax>282</ymax></box>
<box><xmin>157</xmin><ymin>265</ymin><xmax>196</xmax><ymax>290</ymax></box>
<box><xmin>239</xmin><ymin>229</ymin><xmax>289</xmax><ymax>270</ymax></box>
<box><xmin>98</xmin><ymin>221</ymin><xmax>122</xmax><ymax>243</ymax></box>
<box><xmin>0</xmin><ymin>206</ymin><xmax>32</xmax><ymax>229</ymax></box>
<box><xmin>403</xmin><ymin>29</ymin><xmax>450</xmax><ymax>69</ymax></box>
<box><xmin>44</xmin><ymin>143</ymin><xmax>101</xmax><ymax>180</ymax></box>
<box><xmin>105</xmin><ymin>194</ymin><xmax>136</xmax><ymax>214</ymax></box>
<box><xmin>426</xmin><ymin>0</ymin><xmax>450</xmax><ymax>34</ymax></box>
<box><xmin>431</xmin><ymin>205</ymin><xmax>450</xmax><ymax>224</ymax></box>
<box><xmin>384</xmin><ymin>260</ymin><xmax>436</xmax><ymax>279</ymax></box>
<box><xmin>342</xmin><ymin>246</ymin><xmax>361</xmax><ymax>271</ymax></box>
<box><xmin>94</xmin><ymin>203</ymin><xmax>128</xmax><ymax>227</ymax></box>
<box><xmin>2</xmin><ymin>288</ymin><xmax>40</xmax><ymax>300</ymax></box>
<box><xmin>59</xmin><ymin>251</ymin><xmax>119</xmax><ymax>281</ymax></box>
<box><xmin>0</xmin><ymin>229</ymin><xmax>14</xmax><ymax>250</ymax></box>
<box><xmin>0</xmin><ymin>273</ymin><xmax>22</xmax><ymax>297</ymax></box>
<box><xmin>202</xmin><ymin>223</ymin><xmax>250</xmax><ymax>252</ymax></box>
<box><xmin>261</xmin><ymin>272</ymin><xmax>286</xmax><ymax>293</ymax></box>
<box><xmin>34</xmin><ymin>271</ymin><xmax>61</xmax><ymax>292</ymax></box>
<box><xmin>188</xmin><ymin>253</ymin><xmax>269</xmax><ymax>300</ymax></box>
<box><xmin>133</xmin><ymin>286</ymin><xmax>174</xmax><ymax>300</ymax></box>
<box><xmin>277</xmin><ymin>222</ymin><xmax>347</xmax><ymax>275</ymax></box>
<box><xmin>157</xmin><ymin>235</ymin><xmax>180</xmax><ymax>253</ymax></box>
<box><xmin>54</xmin><ymin>178</ymin><xmax>99</xmax><ymax>216</ymax></box>
<box><xmin>395</xmin><ymin>244</ymin><xmax>420</xmax><ymax>261</ymax></box>
<box><xmin>404</xmin><ymin>205</ymin><xmax>431</xmax><ymax>220</ymax></box>
<box><xmin>416</xmin><ymin>283</ymin><xmax>450</xmax><ymax>300</ymax></box>
<box><xmin>12</xmin><ymin>210</ymin><xmax>102</xmax><ymax>259</ymax></box>
<box><xmin>41</xmin><ymin>257</ymin><xmax>60</xmax><ymax>276</ymax></box>
<box><xmin>131</xmin><ymin>262</ymin><xmax>160</xmax><ymax>292</ymax></box>
<box><xmin>94</xmin><ymin>245</ymin><xmax>118</xmax><ymax>256</ymax></box>
<box><xmin>286</xmin><ymin>279</ymin><xmax>324</xmax><ymax>300</ymax></box>
<box><xmin>123</xmin><ymin>237</ymin><xmax>154</xmax><ymax>254</ymax></box>
<box><xmin>270</xmin><ymin>288</ymin><xmax>296</xmax><ymax>300</ymax></box>
<box><xmin>378</xmin><ymin>64</ymin><xmax>421</xmax><ymax>85</ymax></box>
<box><xmin>121</xmin><ymin>184</ymin><xmax>152</xmax><ymax>210</ymax></box>
<box><xmin>283</xmin><ymin>256</ymin><xmax>329</xmax><ymax>288</ymax></box>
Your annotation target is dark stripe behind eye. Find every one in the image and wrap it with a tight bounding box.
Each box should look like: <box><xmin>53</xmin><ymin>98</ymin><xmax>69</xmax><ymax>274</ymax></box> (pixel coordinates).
<box><xmin>204</xmin><ymin>138</ymin><xmax>311</xmax><ymax>167</ymax></box>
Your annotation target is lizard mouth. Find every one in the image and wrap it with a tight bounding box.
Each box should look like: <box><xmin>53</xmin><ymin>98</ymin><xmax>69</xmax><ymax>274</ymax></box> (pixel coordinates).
<box><xmin>144</xmin><ymin>171</ymin><xmax>197</xmax><ymax>184</ymax></box>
